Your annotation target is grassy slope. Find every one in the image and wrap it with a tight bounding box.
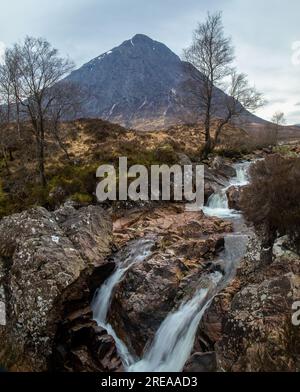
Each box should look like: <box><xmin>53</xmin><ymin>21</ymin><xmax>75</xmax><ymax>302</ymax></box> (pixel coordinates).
<box><xmin>0</xmin><ymin>118</ymin><xmax>251</xmax><ymax>217</ymax></box>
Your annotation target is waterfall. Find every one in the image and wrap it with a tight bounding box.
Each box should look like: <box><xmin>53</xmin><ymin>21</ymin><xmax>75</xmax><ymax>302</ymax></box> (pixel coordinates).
<box><xmin>127</xmin><ymin>273</ymin><xmax>222</xmax><ymax>372</ymax></box>
<box><xmin>92</xmin><ymin>160</ymin><xmax>252</xmax><ymax>372</ymax></box>
<box><xmin>230</xmin><ymin>162</ymin><xmax>251</xmax><ymax>187</ymax></box>
<box><xmin>91</xmin><ymin>238</ymin><xmax>154</xmax><ymax>367</ymax></box>
<box><xmin>127</xmin><ymin>232</ymin><xmax>249</xmax><ymax>372</ymax></box>
<box><xmin>203</xmin><ymin>161</ymin><xmax>250</xmax><ymax>218</ymax></box>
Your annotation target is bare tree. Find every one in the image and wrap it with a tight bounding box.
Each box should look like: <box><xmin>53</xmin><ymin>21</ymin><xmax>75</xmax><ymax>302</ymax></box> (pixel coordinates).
<box><xmin>271</xmin><ymin>111</ymin><xmax>286</xmax><ymax>144</ymax></box>
<box><xmin>2</xmin><ymin>37</ymin><xmax>74</xmax><ymax>186</ymax></box>
<box><xmin>184</xmin><ymin>12</ymin><xmax>234</xmax><ymax>158</ymax></box>
<box><xmin>0</xmin><ymin>62</ymin><xmax>13</xmax><ymax>123</ymax></box>
<box><xmin>213</xmin><ymin>71</ymin><xmax>264</xmax><ymax>147</ymax></box>
<box><xmin>0</xmin><ymin>52</ymin><xmax>22</xmax><ymax>137</ymax></box>
<box><xmin>0</xmin><ymin>106</ymin><xmax>14</xmax><ymax>174</ymax></box>
<box><xmin>46</xmin><ymin>81</ymin><xmax>83</xmax><ymax>160</ymax></box>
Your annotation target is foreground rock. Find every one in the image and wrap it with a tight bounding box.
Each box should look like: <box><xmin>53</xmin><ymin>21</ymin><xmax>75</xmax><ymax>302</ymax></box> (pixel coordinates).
<box><xmin>0</xmin><ymin>202</ymin><xmax>121</xmax><ymax>371</ymax></box>
<box><xmin>109</xmin><ymin>205</ymin><xmax>232</xmax><ymax>355</ymax></box>
<box><xmin>195</xmin><ymin>234</ymin><xmax>300</xmax><ymax>372</ymax></box>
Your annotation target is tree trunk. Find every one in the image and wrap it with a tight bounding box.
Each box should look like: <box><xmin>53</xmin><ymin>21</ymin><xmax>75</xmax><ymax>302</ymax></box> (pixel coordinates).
<box><xmin>201</xmin><ymin>102</ymin><xmax>212</xmax><ymax>160</ymax></box>
<box><xmin>16</xmin><ymin>102</ymin><xmax>21</xmax><ymax>139</ymax></box>
<box><xmin>36</xmin><ymin>121</ymin><xmax>46</xmax><ymax>187</ymax></box>
<box><xmin>53</xmin><ymin>123</ymin><xmax>71</xmax><ymax>161</ymax></box>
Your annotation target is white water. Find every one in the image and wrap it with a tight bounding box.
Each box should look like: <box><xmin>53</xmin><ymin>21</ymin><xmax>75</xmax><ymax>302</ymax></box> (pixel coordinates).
<box><xmin>91</xmin><ymin>239</ymin><xmax>154</xmax><ymax>367</ymax></box>
<box><xmin>203</xmin><ymin>161</ymin><xmax>251</xmax><ymax>218</ymax></box>
<box><xmin>92</xmin><ymin>160</ymin><xmax>252</xmax><ymax>372</ymax></box>
<box><xmin>127</xmin><ymin>230</ymin><xmax>249</xmax><ymax>372</ymax></box>
<box><xmin>127</xmin><ymin>273</ymin><xmax>222</xmax><ymax>372</ymax></box>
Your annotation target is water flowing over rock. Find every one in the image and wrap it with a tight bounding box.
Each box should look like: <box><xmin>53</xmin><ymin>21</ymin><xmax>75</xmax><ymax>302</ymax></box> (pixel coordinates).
<box><xmin>106</xmin><ymin>206</ymin><xmax>232</xmax><ymax>357</ymax></box>
<box><xmin>0</xmin><ymin>202</ymin><xmax>114</xmax><ymax>371</ymax></box>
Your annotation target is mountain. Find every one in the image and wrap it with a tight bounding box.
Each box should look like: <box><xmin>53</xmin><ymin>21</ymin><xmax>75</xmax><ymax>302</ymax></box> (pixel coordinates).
<box><xmin>67</xmin><ymin>34</ymin><xmax>266</xmax><ymax>131</ymax></box>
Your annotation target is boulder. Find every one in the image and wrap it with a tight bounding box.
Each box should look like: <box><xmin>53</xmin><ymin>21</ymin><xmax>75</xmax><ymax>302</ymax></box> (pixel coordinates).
<box><xmin>226</xmin><ymin>186</ymin><xmax>243</xmax><ymax>211</ymax></box>
<box><xmin>0</xmin><ymin>203</ymin><xmax>116</xmax><ymax>371</ymax></box>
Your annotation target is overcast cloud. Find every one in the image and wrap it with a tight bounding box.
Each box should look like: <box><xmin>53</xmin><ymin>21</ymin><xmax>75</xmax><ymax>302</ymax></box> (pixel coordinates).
<box><xmin>0</xmin><ymin>0</ymin><xmax>299</xmax><ymax>123</ymax></box>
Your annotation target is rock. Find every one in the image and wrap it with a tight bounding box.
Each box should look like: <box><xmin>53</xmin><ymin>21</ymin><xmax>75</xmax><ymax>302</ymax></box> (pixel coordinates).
<box><xmin>0</xmin><ymin>203</ymin><xmax>115</xmax><ymax>371</ymax></box>
<box><xmin>215</xmin><ymin>273</ymin><xmax>300</xmax><ymax>372</ymax></box>
<box><xmin>211</xmin><ymin>157</ymin><xmax>236</xmax><ymax>178</ymax></box>
<box><xmin>226</xmin><ymin>186</ymin><xmax>243</xmax><ymax>211</ymax></box>
<box><xmin>273</xmin><ymin>236</ymin><xmax>299</xmax><ymax>260</ymax></box>
<box><xmin>204</xmin><ymin>159</ymin><xmax>236</xmax><ymax>202</ymax></box>
<box><xmin>52</xmin><ymin>308</ymin><xmax>123</xmax><ymax>372</ymax></box>
<box><xmin>183</xmin><ymin>352</ymin><xmax>217</xmax><ymax>372</ymax></box>
<box><xmin>199</xmin><ymin>239</ymin><xmax>300</xmax><ymax>372</ymax></box>
<box><xmin>177</xmin><ymin>153</ymin><xmax>192</xmax><ymax>166</ymax></box>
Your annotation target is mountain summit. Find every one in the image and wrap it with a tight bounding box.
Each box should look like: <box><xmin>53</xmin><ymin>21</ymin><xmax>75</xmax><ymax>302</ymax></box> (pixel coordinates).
<box><xmin>67</xmin><ymin>34</ymin><xmax>264</xmax><ymax>130</ymax></box>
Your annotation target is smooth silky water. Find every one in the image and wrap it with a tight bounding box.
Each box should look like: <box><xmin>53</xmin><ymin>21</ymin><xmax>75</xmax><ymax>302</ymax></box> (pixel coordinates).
<box><xmin>92</xmin><ymin>161</ymin><xmax>252</xmax><ymax>372</ymax></box>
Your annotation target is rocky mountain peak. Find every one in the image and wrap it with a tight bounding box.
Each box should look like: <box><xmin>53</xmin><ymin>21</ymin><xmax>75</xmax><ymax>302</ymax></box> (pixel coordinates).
<box><xmin>67</xmin><ymin>34</ymin><xmax>264</xmax><ymax>131</ymax></box>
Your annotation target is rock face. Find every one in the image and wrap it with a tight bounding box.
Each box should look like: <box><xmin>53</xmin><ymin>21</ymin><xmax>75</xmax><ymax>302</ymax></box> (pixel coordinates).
<box><xmin>66</xmin><ymin>34</ymin><xmax>265</xmax><ymax>131</ymax></box>
<box><xmin>108</xmin><ymin>205</ymin><xmax>232</xmax><ymax>355</ymax></box>
<box><xmin>195</xmin><ymin>234</ymin><xmax>300</xmax><ymax>372</ymax></box>
<box><xmin>0</xmin><ymin>202</ymin><xmax>118</xmax><ymax>371</ymax></box>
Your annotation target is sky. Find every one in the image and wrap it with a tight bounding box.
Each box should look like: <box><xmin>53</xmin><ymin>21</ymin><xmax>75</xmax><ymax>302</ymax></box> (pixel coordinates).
<box><xmin>0</xmin><ymin>0</ymin><xmax>299</xmax><ymax>124</ymax></box>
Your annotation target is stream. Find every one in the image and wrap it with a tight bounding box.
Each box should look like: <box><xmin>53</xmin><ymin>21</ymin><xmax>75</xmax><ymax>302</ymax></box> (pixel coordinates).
<box><xmin>92</xmin><ymin>161</ymin><xmax>252</xmax><ymax>372</ymax></box>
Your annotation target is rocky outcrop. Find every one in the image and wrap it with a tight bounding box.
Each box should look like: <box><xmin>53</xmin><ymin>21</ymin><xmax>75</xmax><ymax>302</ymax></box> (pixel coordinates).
<box><xmin>109</xmin><ymin>205</ymin><xmax>232</xmax><ymax>355</ymax></box>
<box><xmin>195</xmin><ymin>234</ymin><xmax>300</xmax><ymax>372</ymax></box>
<box><xmin>0</xmin><ymin>202</ymin><xmax>117</xmax><ymax>371</ymax></box>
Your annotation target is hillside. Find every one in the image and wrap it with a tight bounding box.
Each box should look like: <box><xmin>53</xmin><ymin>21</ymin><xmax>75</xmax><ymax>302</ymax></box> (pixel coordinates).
<box><xmin>0</xmin><ymin>118</ymin><xmax>253</xmax><ymax>217</ymax></box>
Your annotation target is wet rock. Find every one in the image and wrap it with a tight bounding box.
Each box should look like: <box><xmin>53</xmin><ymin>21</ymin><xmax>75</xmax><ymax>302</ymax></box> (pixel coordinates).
<box><xmin>211</xmin><ymin>157</ymin><xmax>237</xmax><ymax>179</ymax></box>
<box><xmin>0</xmin><ymin>203</ymin><xmax>113</xmax><ymax>371</ymax></box>
<box><xmin>204</xmin><ymin>158</ymin><xmax>236</xmax><ymax>202</ymax></box>
<box><xmin>226</xmin><ymin>186</ymin><xmax>243</xmax><ymax>211</ymax></box>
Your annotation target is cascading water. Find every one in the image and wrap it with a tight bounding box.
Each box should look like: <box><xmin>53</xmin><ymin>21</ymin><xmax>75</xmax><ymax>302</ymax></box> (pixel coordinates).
<box><xmin>92</xmin><ymin>160</ymin><xmax>252</xmax><ymax>372</ymax></box>
<box><xmin>203</xmin><ymin>161</ymin><xmax>251</xmax><ymax>218</ymax></box>
<box><xmin>127</xmin><ymin>273</ymin><xmax>222</xmax><ymax>372</ymax></box>
<box><xmin>127</xmin><ymin>232</ymin><xmax>249</xmax><ymax>372</ymax></box>
<box><xmin>91</xmin><ymin>238</ymin><xmax>155</xmax><ymax>367</ymax></box>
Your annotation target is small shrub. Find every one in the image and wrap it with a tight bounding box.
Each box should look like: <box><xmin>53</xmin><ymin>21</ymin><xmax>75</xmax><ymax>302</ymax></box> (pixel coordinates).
<box><xmin>70</xmin><ymin>192</ymin><xmax>93</xmax><ymax>204</ymax></box>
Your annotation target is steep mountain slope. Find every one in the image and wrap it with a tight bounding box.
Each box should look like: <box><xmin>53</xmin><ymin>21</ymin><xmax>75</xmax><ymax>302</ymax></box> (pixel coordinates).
<box><xmin>67</xmin><ymin>34</ymin><xmax>265</xmax><ymax>131</ymax></box>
